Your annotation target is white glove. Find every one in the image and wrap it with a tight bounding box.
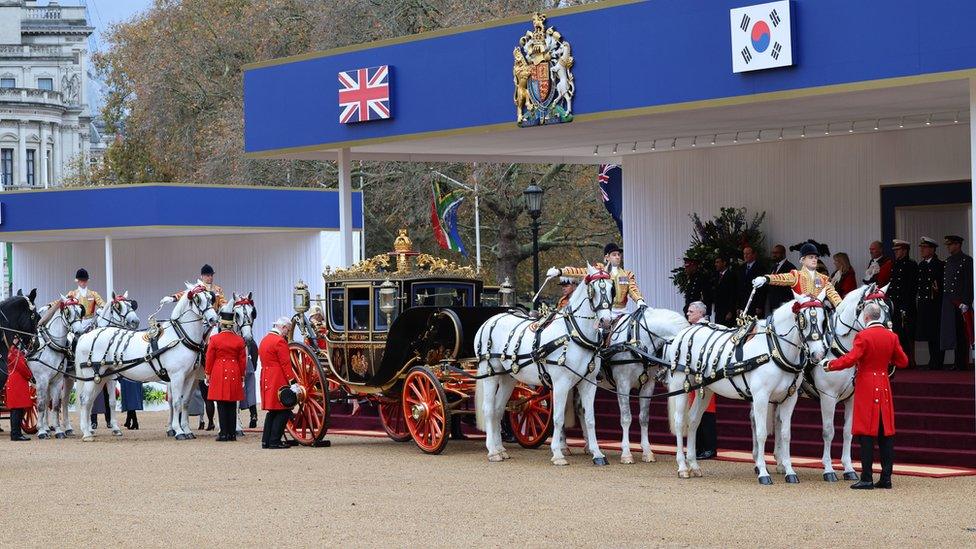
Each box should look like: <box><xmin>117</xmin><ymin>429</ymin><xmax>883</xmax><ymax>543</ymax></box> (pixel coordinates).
<box><xmin>636</xmin><ymin>300</ymin><xmax>647</xmax><ymax>308</ymax></box>
<box><xmin>960</xmin><ymin>304</ymin><xmax>969</xmax><ymax>313</ymax></box>
<box><xmin>289</xmin><ymin>383</ymin><xmax>300</xmax><ymax>394</ymax></box>
<box><xmin>751</xmin><ymin>276</ymin><xmax>767</xmax><ymax>288</ymax></box>
<box><xmin>545</xmin><ymin>267</ymin><xmax>561</xmax><ymax>279</ymax></box>
<box><xmin>159</xmin><ymin>295</ymin><xmax>175</xmax><ymax>305</ymax></box>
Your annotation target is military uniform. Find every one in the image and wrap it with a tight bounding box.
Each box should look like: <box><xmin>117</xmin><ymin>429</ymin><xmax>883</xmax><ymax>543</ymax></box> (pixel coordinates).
<box><xmin>764</xmin><ymin>268</ymin><xmax>842</xmax><ymax>307</ymax></box>
<box><xmin>939</xmin><ymin>239</ymin><xmax>973</xmax><ymax>370</ymax></box>
<box><xmin>66</xmin><ymin>287</ymin><xmax>104</xmax><ymax>319</ymax></box>
<box><xmin>888</xmin><ymin>242</ymin><xmax>918</xmax><ymax>366</ymax></box>
<box><xmin>561</xmin><ymin>263</ymin><xmax>644</xmax><ymax>313</ymax></box>
<box><xmin>915</xmin><ymin>246</ymin><xmax>944</xmax><ymax>368</ymax></box>
<box><xmin>683</xmin><ymin>269</ymin><xmax>713</xmax><ymax>315</ymax></box>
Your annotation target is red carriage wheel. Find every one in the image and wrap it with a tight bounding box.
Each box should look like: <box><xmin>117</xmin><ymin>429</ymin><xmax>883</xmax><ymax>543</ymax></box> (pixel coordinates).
<box><xmin>378</xmin><ymin>396</ymin><xmax>411</xmax><ymax>442</ymax></box>
<box><xmin>286</xmin><ymin>342</ymin><xmax>330</xmax><ymax>446</ymax></box>
<box><xmin>507</xmin><ymin>385</ymin><xmax>553</xmax><ymax>449</ymax></box>
<box><xmin>402</xmin><ymin>366</ymin><xmax>450</xmax><ymax>454</ymax></box>
<box><xmin>22</xmin><ymin>406</ymin><xmax>38</xmax><ymax>435</ymax></box>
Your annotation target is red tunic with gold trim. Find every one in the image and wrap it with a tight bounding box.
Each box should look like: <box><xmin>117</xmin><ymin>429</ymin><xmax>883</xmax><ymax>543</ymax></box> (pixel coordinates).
<box><xmin>765</xmin><ymin>268</ymin><xmax>842</xmax><ymax>307</ymax></box>
<box><xmin>205</xmin><ymin>331</ymin><xmax>247</xmax><ymax>402</ymax></box>
<box><xmin>4</xmin><ymin>346</ymin><xmax>35</xmax><ymax>410</ymax></box>
<box><xmin>259</xmin><ymin>332</ymin><xmax>293</xmax><ymax>411</ymax></box>
<box><xmin>826</xmin><ymin>324</ymin><xmax>908</xmax><ymax>436</ymax></box>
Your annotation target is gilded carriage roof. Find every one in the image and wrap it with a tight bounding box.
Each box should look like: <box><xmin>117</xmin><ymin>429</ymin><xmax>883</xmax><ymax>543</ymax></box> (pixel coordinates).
<box><xmin>324</xmin><ymin>229</ymin><xmax>478</xmax><ymax>282</ymax></box>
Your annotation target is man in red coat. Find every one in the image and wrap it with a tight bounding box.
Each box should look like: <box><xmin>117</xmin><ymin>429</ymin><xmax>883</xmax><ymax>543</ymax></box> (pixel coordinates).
<box><xmin>206</xmin><ymin>312</ymin><xmax>247</xmax><ymax>441</ymax></box>
<box><xmin>5</xmin><ymin>339</ymin><xmax>35</xmax><ymax>441</ymax></box>
<box><xmin>825</xmin><ymin>302</ymin><xmax>909</xmax><ymax>489</ymax></box>
<box><xmin>259</xmin><ymin>317</ymin><xmax>295</xmax><ymax>449</ymax></box>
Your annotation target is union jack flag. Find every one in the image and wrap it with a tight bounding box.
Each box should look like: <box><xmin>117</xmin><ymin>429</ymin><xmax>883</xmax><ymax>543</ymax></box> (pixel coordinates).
<box><xmin>338</xmin><ymin>65</ymin><xmax>391</xmax><ymax>124</ymax></box>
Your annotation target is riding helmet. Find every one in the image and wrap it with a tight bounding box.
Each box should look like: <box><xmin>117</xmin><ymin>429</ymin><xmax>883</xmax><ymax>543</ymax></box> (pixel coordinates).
<box><xmin>75</xmin><ymin>268</ymin><xmax>89</xmax><ymax>281</ymax></box>
<box><xmin>200</xmin><ymin>264</ymin><xmax>215</xmax><ymax>276</ymax></box>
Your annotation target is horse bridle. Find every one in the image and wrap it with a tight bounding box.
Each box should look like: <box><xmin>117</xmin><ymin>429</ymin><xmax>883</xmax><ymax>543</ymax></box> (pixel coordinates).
<box><xmin>233</xmin><ymin>297</ymin><xmax>256</xmax><ymax>338</ymax></box>
<box><xmin>766</xmin><ymin>300</ymin><xmax>828</xmax><ymax>372</ymax></box>
<box><xmin>103</xmin><ymin>297</ymin><xmax>138</xmax><ymax>329</ymax></box>
<box><xmin>827</xmin><ymin>290</ymin><xmax>892</xmax><ymax>356</ymax></box>
<box><xmin>575</xmin><ymin>271</ymin><xmax>614</xmax><ymax>320</ymax></box>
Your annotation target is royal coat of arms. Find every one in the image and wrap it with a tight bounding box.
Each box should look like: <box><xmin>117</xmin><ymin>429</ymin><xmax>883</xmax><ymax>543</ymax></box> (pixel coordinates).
<box><xmin>514</xmin><ymin>12</ymin><xmax>574</xmax><ymax>127</ymax></box>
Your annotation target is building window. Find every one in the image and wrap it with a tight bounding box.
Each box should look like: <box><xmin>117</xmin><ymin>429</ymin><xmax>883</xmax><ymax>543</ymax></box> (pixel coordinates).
<box><xmin>0</xmin><ymin>78</ymin><xmax>15</xmax><ymax>88</ymax></box>
<box><xmin>37</xmin><ymin>78</ymin><xmax>53</xmax><ymax>91</ymax></box>
<box><xmin>26</xmin><ymin>149</ymin><xmax>35</xmax><ymax>186</ymax></box>
<box><xmin>1</xmin><ymin>149</ymin><xmax>12</xmax><ymax>186</ymax></box>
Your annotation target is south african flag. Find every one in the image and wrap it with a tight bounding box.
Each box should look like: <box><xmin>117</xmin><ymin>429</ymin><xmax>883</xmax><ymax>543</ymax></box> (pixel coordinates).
<box><xmin>430</xmin><ymin>181</ymin><xmax>467</xmax><ymax>256</ymax></box>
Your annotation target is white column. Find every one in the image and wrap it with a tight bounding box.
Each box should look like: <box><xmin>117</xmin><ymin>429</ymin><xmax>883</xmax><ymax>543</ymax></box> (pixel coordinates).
<box><xmin>104</xmin><ymin>235</ymin><xmax>114</xmax><ymax>298</ymax></box>
<box><xmin>52</xmin><ymin>122</ymin><xmax>61</xmax><ymax>186</ymax></box>
<box><xmin>38</xmin><ymin>122</ymin><xmax>48</xmax><ymax>188</ymax></box>
<box><xmin>17</xmin><ymin>121</ymin><xmax>26</xmax><ymax>186</ymax></box>
<box><xmin>337</xmin><ymin>147</ymin><xmax>354</xmax><ymax>267</ymax></box>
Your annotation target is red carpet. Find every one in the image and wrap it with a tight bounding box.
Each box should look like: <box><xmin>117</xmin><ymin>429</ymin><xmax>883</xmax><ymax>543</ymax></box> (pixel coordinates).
<box><xmin>321</xmin><ymin>370</ymin><xmax>975</xmax><ymax>476</ymax></box>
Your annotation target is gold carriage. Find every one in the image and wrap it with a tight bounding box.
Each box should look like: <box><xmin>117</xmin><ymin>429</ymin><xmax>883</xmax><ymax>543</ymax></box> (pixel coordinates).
<box><xmin>285</xmin><ymin>229</ymin><xmax>553</xmax><ymax>453</ymax></box>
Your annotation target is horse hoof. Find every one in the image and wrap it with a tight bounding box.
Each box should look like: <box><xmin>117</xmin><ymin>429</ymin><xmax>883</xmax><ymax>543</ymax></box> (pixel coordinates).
<box><xmin>55</xmin><ymin>433</ymin><xmax>65</xmax><ymax>440</ymax></box>
<box><xmin>166</xmin><ymin>429</ymin><xmax>176</xmax><ymax>437</ymax></box>
<box><xmin>678</xmin><ymin>470</ymin><xmax>690</xmax><ymax>479</ymax></box>
<box><xmin>488</xmin><ymin>454</ymin><xmax>504</xmax><ymax>463</ymax></box>
<box><xmin>37</xmin><ymin>432</ymin><xmax>49</xmax><ymax>440</ymax></box>
<box><xmin>758</xmin><ymin>475</ymin><xmax>773</xmax><ymax>485</ymax></box>
<box><xmin>843</xmin><ymin>471</ymin><xmax>859</xmax><ymax>481</ymax></box>
<box><xmin>112</xmin><ymin>430</ymin><xmax>123</xmax><ymax>437</ymax></box>
<box><xmin>82</xmin><ymin>435</ymin><xmax>95</xmax><ymax>442</ymax></box>
<box><xmin>500</xmin><ymin>450</ymin><xmax>511</xmax><ymax>460</ymax></box>
<box><xmin>621</xmin><ymin>454</ymin><xmax>635</xmax><ymax>465</ymax></box>
<box><xmin>187</xmin><ymin>433</ymin><xmax>196</xmax><ymax>440</ymax></box>
<box><xmin>692</xmin><ymin>468</ymin><xmax>703</xmax><ymax>478</ymax></box>
<box><xmin>642</xmin><ymin>453</ymin><xmax>656</xmax><ymax>463</ymax></box>
<box><xmin>65</xmin><ymin>429</ymin><xmax>74</xmax><ymax>436</ymax></box>
<box><xmin>552</xmin><ymin>457</ymin><xmax>569</xmax><ymax>466</ymax></box>
<box><xmin>592</xmin><ymin>456</ymin><xmax>609</xmax><ymax>466</ymax></box>
<box><xmin>785</xmin><ymin>474</ymin><xmax>799</xmax><ymax>484</ymax></box>
<box><xmin>175</xmin><ymin>434</ymin><xmax>187</xmax><ymax>441</ymax></box>
<box><xmin>823</xmin><ymin>472</ymin><xmax>838</xmax><ymax>482</ymax></box>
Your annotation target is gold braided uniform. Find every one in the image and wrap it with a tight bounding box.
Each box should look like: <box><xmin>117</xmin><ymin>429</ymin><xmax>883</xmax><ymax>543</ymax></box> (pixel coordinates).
<box><xmin>561</xmin><ymin>263</ymin><xmax>644</xmax><ymax>310</ymax></box>
<box><xmin>66</xmin><ymin>288</ymin><xmax>105</xmax><ymax>319</ymax></box>
<box><xmin>765</xmin><ymin>268</ymin><xmax>842</xmax><ymax>307</ymax></box>
<box><xmin>170</xmin><ymin>282</ymin><xmax>227</xmax><ymax>309</ymax></box>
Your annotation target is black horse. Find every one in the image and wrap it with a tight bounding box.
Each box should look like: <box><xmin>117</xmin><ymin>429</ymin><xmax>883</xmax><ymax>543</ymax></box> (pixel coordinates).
<box><xmin>0</xmin><ymin>289</ymin><xmax>41</xmax><ymax>395</ymax></box>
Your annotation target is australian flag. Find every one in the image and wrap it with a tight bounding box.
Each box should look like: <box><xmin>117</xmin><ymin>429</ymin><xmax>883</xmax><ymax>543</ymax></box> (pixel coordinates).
<box><xmin>598</xmin><ymin>164</ymin><xmax>623</xmax><ymax>233</ymax></box>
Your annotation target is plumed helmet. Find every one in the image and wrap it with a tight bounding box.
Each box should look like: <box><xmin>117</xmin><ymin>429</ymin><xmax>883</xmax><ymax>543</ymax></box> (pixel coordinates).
<box><xmin>790</xmin><ymin>239</ymin><xmax>830</xmax><ymax>258</ymax></box>
<box><xmin>200</xmin><ymin>264</ymin><xmax>215</xmax><ymax>276</ymax></box>
<box><xmin>75</xmin><ymin>268</ymin><xmax>89</xmax><ymax>281</ymax></box>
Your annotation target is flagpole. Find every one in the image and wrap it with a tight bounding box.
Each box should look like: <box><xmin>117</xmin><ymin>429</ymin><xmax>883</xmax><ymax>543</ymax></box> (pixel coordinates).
<box><xmin>433</xmin><ymin>170</ymin><xmax>482</xmax><ymax>273</ymax></box>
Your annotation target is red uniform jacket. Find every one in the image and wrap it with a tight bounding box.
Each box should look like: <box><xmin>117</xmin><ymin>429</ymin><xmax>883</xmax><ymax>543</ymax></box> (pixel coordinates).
<box><xmin>4</xmin><ymin>346</ymin><xmax>34</xmax><ymax>410</ymax></box>
<box><xmin>259</xmin><ymin>332</ymin><xmax>293</xmax><ymax>410</ymax></box>
<box><xmin>205</xmin><ymin>331</ymin><xmax>247</xmax><ymax>402</ymax></box>
<box><xmin>827</xmin><ymin>324</ymin><xmax>908</xmax><ymax>436</ymax></box>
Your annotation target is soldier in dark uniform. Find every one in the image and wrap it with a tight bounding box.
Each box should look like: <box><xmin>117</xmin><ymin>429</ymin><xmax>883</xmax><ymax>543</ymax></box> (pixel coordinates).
<box><xmin>915</xmin><ymin>237</ymin><xmax>944</xmax><ymax>370</ymax></box>
<box><xmin>682</xmin><ymin>257</ymin><xmax>713</xmax><ymax>316</ymax></box>
<box><xmin>940</xmin><ymin>235</ymin><xmax>973</xmax><ymax>371</ymax></box>
<box><xmin>888</xmin><ymin>239</ymin><xmax>918</xmax><ymax>367</ymax></box>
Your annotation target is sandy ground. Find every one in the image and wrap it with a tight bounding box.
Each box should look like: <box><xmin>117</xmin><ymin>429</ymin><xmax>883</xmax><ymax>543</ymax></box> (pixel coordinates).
<box><xmin>0</xmin><ymin>411</ymin><xmax>974</xmax><ymax>548</ymax></box>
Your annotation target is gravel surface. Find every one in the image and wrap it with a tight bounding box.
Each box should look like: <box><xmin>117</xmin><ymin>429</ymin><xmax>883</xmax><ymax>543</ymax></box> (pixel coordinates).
<box><xmin>1</xmin><ymin>411</ymin><xmax>973</xmax><ymax>547</ymax></box>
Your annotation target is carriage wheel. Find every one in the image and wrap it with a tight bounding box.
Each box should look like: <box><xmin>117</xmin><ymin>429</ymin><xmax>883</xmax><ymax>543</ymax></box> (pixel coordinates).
<box><xmin>402</xmin><ymin>366</ymin><xmax>449</xmax><ymax>454</ymax></box>
<box><xmin>22</xmin><ymin>406</ymin><xmax>38</xmax><ymax>435</ymax></box>
<box><xmin>286</xmin><ymin>342</ymin><xmax>330</xmax><ymax>446</ymax></box>
<box><xmin>507</xmin><ymin>385</ymin><xmax>553</xmax><ymax>449</ymax></box>
<box><xmin>378</xmin><ymin>396</ymin><xmax>411</xmax><ymax>442</ymax></box>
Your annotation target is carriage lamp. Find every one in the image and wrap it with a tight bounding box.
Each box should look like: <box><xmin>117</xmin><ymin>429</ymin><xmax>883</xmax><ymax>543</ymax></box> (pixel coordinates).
<box><xmin>293</xmin><ymin>280</ymin><xmax>310</xmax><ymax>313</ymax></box>
<box><xmin>499</xmin><ymin>278</ymin><xmax>515</xmax><ymax>308</ymax></box>
<box><xmin>378</xmin><ymin>279</ymin><xmax>398</xmax><ymax>324</ymax></box>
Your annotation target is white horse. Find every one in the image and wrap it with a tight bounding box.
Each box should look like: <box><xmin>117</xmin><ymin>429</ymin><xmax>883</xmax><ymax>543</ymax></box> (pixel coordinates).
<box><xmin>769</xmin><ymin>283</ymin><xmax>891</xmax><ymax>482</ymax></box>
<box><xmin>476</xmin><ymin>264</ymin><xmax>614</xmax><ymax>466</ymax></box>
<box><xmin>601</xmin><ymin>307</ymin><xmax>689</xmax><ymax>464</ymax></box>
<box><xmin>50</xmin><ymin>292</ymin><xmax>140</xmax><ymax>437</ymax></box>
<box><xmin>74</xmin><ymin>283</ymin><xmax>218</xmax><ymax>441</ymax></box>
<box><xmin>27</xmin><ymin>297</ymin><xmax>87</xmax><ymax>439</ymax></box>
<box><xmin>666</xmin><ymin>292</ymin><xmax>830</xmax><ymax>483</ymax></box>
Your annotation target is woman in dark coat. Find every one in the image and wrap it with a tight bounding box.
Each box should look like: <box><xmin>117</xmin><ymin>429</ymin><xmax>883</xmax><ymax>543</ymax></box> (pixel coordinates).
<box><xmin>119</xmin><ymin>378</ymin><xmax>143</xmax><ymax>430</ymax></box>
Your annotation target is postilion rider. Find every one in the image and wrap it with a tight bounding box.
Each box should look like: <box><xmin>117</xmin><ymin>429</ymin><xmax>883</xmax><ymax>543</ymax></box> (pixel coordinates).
<box><xmin>548</xmin><ymin>242</ymin><xmax>647</xmax><ymax>314</ymax></box>
<box><xmin>752</xmin><ymin>240</ymin><xmax>842</xmax><ymax>308</ymax></box>
<box><xmin>66</xmin><ymin>268</ymin><xmax>104</xmax><ymax>329</ymax></box>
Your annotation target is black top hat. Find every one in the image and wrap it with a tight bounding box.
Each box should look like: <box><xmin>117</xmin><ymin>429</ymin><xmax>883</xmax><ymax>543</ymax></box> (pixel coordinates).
<box><xmin>200</xmin><ymin>264</ymin><xmax>215</xmax><ymax>275</ymax></box>
<box><xmin>790</xmin><ymin>239</ymin><xmax>830</xmax><ymax>258</ymax></box>
<box><xmin>603</xmin><ymin>242</ymin><xmax>623</xmax><ymax>256</ymax></box>
<box><xmin>75</xmin><ymin>268</ymin><xmax>89</xmax><ymax>281</ymax></box>
<box><xmin>944</xmin><ymin>235</ymin><xmax>964</xmax><ymax>245</ymax></box>
<box><xmin>277</xmin><ymin>386</ymin><xmax>298</xmax><ymax>408</ymax></box>
<box><xmin>219</xmin><ymin>311</ymin><xmax>235</xmax><ymax>328</ymax></box>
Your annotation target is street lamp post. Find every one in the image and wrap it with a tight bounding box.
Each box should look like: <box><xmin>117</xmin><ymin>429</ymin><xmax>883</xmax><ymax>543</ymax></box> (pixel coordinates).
<box><xmin>523</xmin><ymin>181</ymin><xmax>544</xmax><ymax>294</ymax></box>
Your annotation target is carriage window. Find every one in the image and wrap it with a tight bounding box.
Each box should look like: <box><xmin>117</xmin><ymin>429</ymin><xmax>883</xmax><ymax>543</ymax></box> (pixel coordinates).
<box><xmin>328</xmin><ymin>289</ymin><xmax>344</xmax><ymax>331</ymax></box>
<box><xmin>347</xmin><ymin>288</ymin><xmax>370</xmax><ymax>331</ymax></box>
<box><xmin>412</xmin><ymin>283</ymin><xmax>473</xmax><ymax>307</ymax></box>
<box><xmin>374</xmin><ymin>290</ymin><xmax>399</xmax><ymax>331</ymax></box>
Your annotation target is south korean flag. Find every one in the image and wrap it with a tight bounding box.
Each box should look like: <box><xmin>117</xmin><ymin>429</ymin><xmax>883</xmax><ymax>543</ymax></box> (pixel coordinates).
<box><xmin>730</xmin><ymin>1</ymin><xmax>793</xmax><ymax>73</ymax></box>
